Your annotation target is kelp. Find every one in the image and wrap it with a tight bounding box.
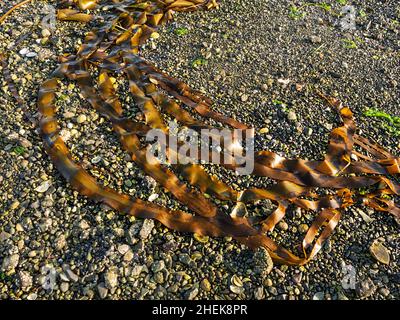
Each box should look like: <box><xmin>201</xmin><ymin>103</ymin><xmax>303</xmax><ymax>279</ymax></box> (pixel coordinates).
<box><xmin>1</xmin><ymin>0</ymin><xmax>399</xmax><ymax>265</ymax></box>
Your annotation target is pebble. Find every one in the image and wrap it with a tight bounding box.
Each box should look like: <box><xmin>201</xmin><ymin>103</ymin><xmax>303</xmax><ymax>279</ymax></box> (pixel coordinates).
<box><xmin>79</xmin><ymin>220</ymin><xmax>90</xmax><ymax>230</ymax></box>
<box><xmin>151</xmin><ymin>260</ymin><xmax>165</xmax><ymax>273</ymax></box>
<box><xmin>148</xmin><ymin>193</ymin><xmax>159</xmax><ymax>202</ymax></box>
<box><xmin>254</xmin><ymin>287</ymin><xmax>264</xmax><ymax>300</ymax></box>
<box><xmin>261</xmin><ymin>84</ymin><xmax>269</xmax><ymax>92</ymax></box>
<box><xmin>200</xmin><ymin>278</ymin><xmax>211</xmax><ymax>292</ymax></box>
<box><xmin>337</xmin><ymin>292</ymin><xmax>349</xmax><ymax>300</ymax></box>
<box><xmin>231</xmin><ymin>202</ymin><xmax>247</xmax><ymax>218</ymax></box>
<box><xmin>117</xmin><ymin>244</ymin><xmax>130</xmax><ymax>255</ymax></box>
<box><xmin>151</xmin><ymin>32</ymin><xmax>160</xmax><ymax>39</ymax></box>
<box><xmin>264</xmin><ymin>278</ymin><xmax>273</xmax><ymax>287</ymax></box>
<box><xmin>193</xmin><ymin>233</ymin><xmax>209</xmax><ymax>243</ymax></box>
<box><xmin>27</xmin><ymin>293</ymin><xmax>38</xmax><ymax>300</ymax></box>
<box><xmin>379</xmin><ymin>287</ymin><xmax>390</xmax><ymax>297</ymax></box>
<box><xmin>10</xmin><ymin>201</ymin><xmax>20</xmax><ymax>210</ymax></box>
<box><xmin>298</xmin><ymin>224</ymin><xmax>309</xmax><ymax>234</ymax></box>
<box><xmin>65</xmin><ymin>267</ymin><xmax>79</xmax><ymax>282</ymax></box>
<box><xmin>230</xmin><ymin>285</ymin><xmax>244</xmax><ymax>294</ymax></box>
<box><xmin>253</xmin><ymin>247</ymin><xmax>274</xmax><ymax>276</ymax></box>
<box><xmin>91</xmin><ymin>156</ymin><xmax>102</xmax><ymax>164</ymax></box>
<box><xmin>139</xmin><ymin>219</ymin><xmax>155</xmax><ymax>239</ymax></box>
<box><xmin>1</xmin><ymin>254</ymin><xmax>19</xmax><ymax>271</ymax></box>
<box><xmin>185</xmin><ymin>288</ymin><xmax>199</xmax><ymax>300</ymax></box>
<box><xmin>240</xmin><ymin>94</ymin><xmax>249</xmax><ymax>102</ymax></box>
<box><xmin>312</xmin><ymin>291</ymin><xmax>325</xmax><ymax>300</ymax></box>
<box><xmin>76</xmin><ymin>115</ymin><xmax>87</xmax><ymax>124</ymax></box>
<box><xmin>35</xmin><ymin>181</ymin><xmax>51</xmax><ymax>193</ymax></box>
<box><xmin>26</xmin><ymin>52</ymin><xmax>37</xmax><ymax>58</ymax></box>
<box><xmin>287</xmin><ymin>110</ymin><xmax>297</xmax><ymax>121</ymax></box>
<box><xmin>55</xmin><ymin>234</ymin><xmax>67</xmax><ymax>251</ymax></box>
<box><xmin>277</xmin><ymin>220</ymin><xmax>288</xmax><ymax>231</ymax></box>
<box><xmin>19</xmin><ymin>48</ymin><xmax>29</xmax><ymax>55</ymax></box>
<box><xmin>310</xmin><ymin>35</ymin><xmax>322</xmax><ymax>44</ymax></box>
<box><xmin>97</xmin><ymin>283</ymin><xmax>108</xmax><ymax>299</ymax></box>
<box><xmin>0</xmin><ymin>231</ymin><xmax>11</xmax><ymax>242</ymax></box>
<box><xmin>356</xmin><ymin>278</ymin><xmax>376</xmax><ymax>298</ymax></box>
<box><xmin>104</xmin><ymin>269</ymin><xmax>118</xmax><ymax>289</ymax></box>
<box><xmin>231</xmin><ymin>275</ymin><xmax>243</xmax><ymax>287</ymax></box>
<box><xmin>41</xmin><ymin>29</ymin><xmax>51</xmax><ymax>38</ymax></box>
<box><xmin>268</xmin><ymin>287</ymin><xmax>278</xmax><ymax>295</ymax></box>
<box><xmin>293</xmin><ymin>273</ymin><xmax>303</xmax><ymax>284</ymax></box>
<box><xmin>18</xmin><ymin>271</ymin><xmax>33</xmax><ymax>288</ymax></box>
<box><xmin>63</xmin><ymin>111</ymin><xmax>75</xmax><ymax>119</ymax></box>
<box><xmin>131</xmin><ymin>265</ymin><xmax>144</xmax><ymax>277</ymax></box>
<box><xmin>60</xmin><ymin>282</ymin><xmax>69</xmax><ymax>293</ymax></box>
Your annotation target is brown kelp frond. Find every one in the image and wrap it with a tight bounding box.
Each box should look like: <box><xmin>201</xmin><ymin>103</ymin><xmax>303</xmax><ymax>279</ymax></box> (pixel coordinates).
<box><xmin>2</xmin><ymin>0</ymin><xmax>399</xmax><ymax>265</ymax></box>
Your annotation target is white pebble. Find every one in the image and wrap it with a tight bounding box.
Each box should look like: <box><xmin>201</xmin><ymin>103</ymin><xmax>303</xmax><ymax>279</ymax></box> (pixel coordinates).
<box><xmin>148</xmin><ymin>194</ymin><xmax>159</xmax><ymax>202</ymax></box>
<box><xmin>91</xmin><ymin>156</ymin><xmax>102</xmax><ymax>164</ymax></box>
<box><xmin>26</xmin><ymin>52</ymin><xmax>37</xmax><ymax>58</ymax></box>
<box><xmin>19</xmin><ymin>48</ymin><xmax>29</xmax><ymax>56</ymax></box>
<box><xmin>41</xmin><ymin>29</ymin><xmax>51</xmax><ymax>38</ymax></box>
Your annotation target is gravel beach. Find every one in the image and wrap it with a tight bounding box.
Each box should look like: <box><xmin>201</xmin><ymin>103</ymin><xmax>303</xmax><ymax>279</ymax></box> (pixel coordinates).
<box><xmin>0</xmin><ymin>0</ymin><xmax>399</xmax><ymax>300</ymax></box>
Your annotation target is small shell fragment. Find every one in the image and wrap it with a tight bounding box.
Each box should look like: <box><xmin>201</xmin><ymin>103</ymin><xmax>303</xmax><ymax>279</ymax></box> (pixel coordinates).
<box><xmin>35</xmin><ymin>181</ymin><xmax>51</xmax><ymax>193</ymax></box>
<box><xmin>369</xmin><ymin>240</ymin><xmax>390</xmax><ymax>265</ymax></box>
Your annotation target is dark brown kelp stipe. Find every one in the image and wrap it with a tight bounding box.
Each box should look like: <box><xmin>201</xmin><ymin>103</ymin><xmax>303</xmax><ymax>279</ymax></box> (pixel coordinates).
<box><xmin>2</xmin><ymin>0</ymin><xmax>399</xmax><ymax>265</ymax></box>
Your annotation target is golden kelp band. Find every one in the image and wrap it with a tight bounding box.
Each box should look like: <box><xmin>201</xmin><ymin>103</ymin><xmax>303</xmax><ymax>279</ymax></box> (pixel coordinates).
<box><xmin>1</xmin><ymin>0</ymin><xmax>399</xmax><ymax>265</ymax></box>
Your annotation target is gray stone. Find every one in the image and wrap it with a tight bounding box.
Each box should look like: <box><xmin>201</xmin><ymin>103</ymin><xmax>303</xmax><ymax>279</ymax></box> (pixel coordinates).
<box><xmin>139</xmin><ymin>219</ymin><xmax>154</xmax><ymax>239</ymax></box>
<box><xmin>254</xmin><ymin>286</ymin><xmax>265</xmax><ymax>300</ymax></box>
<box><xmin>287</xmin><ymin>110</ymin><xmax>297</xmax><ymax>121</ymax></box>
<box><xmin>97</xmin><ymin>283</ymin><xmax>108</xmax><ymax>299</ymax></box>
<box><xmin>104</xmin><ymin>269</ymin><xmax>118</xmax><ymax>289</ymax></box>
<box><xmin>310</xmin><ymin>35</ymin><xmax>322</xmax><ymax>44</ymax></box>
<box><xmin>151</xmin><ymin>260</ymin><xmax>165</xmax><ymax>273</ymax></box>
<box><xmin>200</xmin><ymin>278</ymin><xmax>211</xmax><ymax>292</ymax></box>
<box><xmin>313</xmin><ymin>292</ymin><xmax>325</xmax><ymax>300</ymax></box>
<box><xmin>60</xmin><ymin>282</ymin><xmax>69</xmax><ymax>293</ymax></box>
<box><xmin>185</xmin><ymin>288</ymin><xmax>199</xmax><ymax>300</ymax></box>
<box><xmin>18</xmin><ymin>271</ymin><xmax>32</xmax><ymax>288</ymax></box>
<box><xmin>1</xmin><ymin>254</ymin><xmax>19</xmax><ymax>271</ymax></box>
<box><xmin>356</xmin><ymin>278</ymin><xmax>376</xmax><ymax>298</ymax></box>
<box><xmin>64</xmin><ymin>266</ymin><xmax>79</xmax><ymax>282</ymax></box>
<box><xmin>55</xmin><ymin>234</ymin><xmax>67</xmax><ymax>251</ymax></box>
<box><xmin>117</xmin><ymin>244</ymin><xmax>130</xmax><ymax>255</ymax></box>
<box><xmin>131</xmin><ymin>265</ymin><xmax>144</xmax><ymax>277</ymax></box>
<box><xmin>0</xmin><ymin>231</ymin><xmax>11</xmax><ymax>242</ymax></box>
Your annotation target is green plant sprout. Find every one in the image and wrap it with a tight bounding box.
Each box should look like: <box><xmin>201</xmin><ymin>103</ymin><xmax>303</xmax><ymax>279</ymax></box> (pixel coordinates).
<box><xmin>364</xmin><ymin>108</ymin><xmax>400</xmax><ymax>136</ymax></box>
<box><xmin>289</xmin><ymin>2</ymin><xmax>332</xmax><ymax>20</ymax></box>
<box><xmin>191</xmin><ymin>57</ymin><xmax>207</xmax><ymax>68</ymax></box>
<box><xmin>342</xmin><ymin>38</ymin><xmax>358</xmax><ymax>49</ymax></box>
<box><xmin>174</xmin><ymin>27</ymin><xmax>189</xmax><ymax>36</ymax></box>
<box><xmin>12</xmin><ymin>146</ymin><xmax>26</xmax><ymax>155</ymax></box>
